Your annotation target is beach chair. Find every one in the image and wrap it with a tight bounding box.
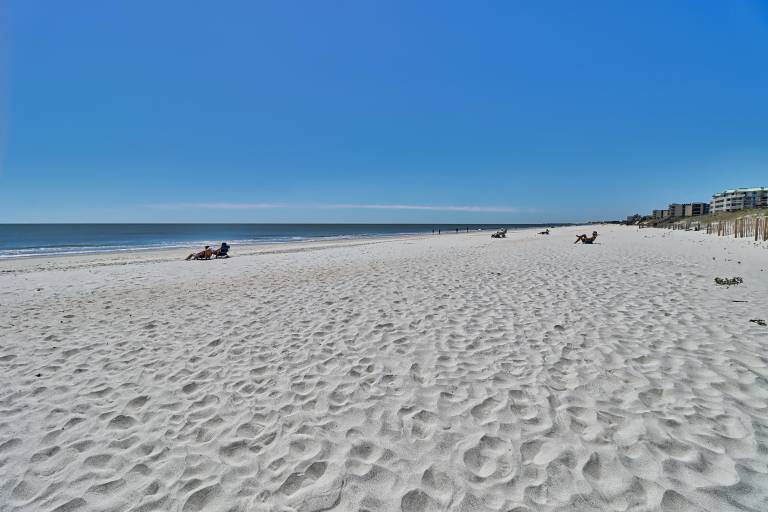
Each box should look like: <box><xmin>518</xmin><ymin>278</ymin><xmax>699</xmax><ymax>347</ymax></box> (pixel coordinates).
<box><xmin>214</xmin><ymin>243</ymin><xmax>230</xmax><ymax>258</ymax></box>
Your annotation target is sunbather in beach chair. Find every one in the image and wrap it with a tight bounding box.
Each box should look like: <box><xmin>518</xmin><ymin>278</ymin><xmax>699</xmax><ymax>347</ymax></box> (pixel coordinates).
<box><xmin>213</xmin><ymin>242</ymin><xmax>230</xmax><ymax>258</ymax></box>
<box><xmin>491</xmin><ymin>228</ymin><xmax>507</xmax><ymax>238</ymax></box>
<box><xmin>185</xmin><ymin>246</ymin><xmax>213</xmax><ymax>260</ymax></box>
<box><xmin>574</xmin><ymin>231</ymin><xmax>598</xmax><ymax>244</ymax></box>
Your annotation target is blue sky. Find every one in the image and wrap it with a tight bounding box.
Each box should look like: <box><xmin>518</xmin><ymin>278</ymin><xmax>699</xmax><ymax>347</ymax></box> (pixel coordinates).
<box><xmin>1</xmin><ymin>1</ymin><xmax>767</xmax><ymax>223</ymax></box>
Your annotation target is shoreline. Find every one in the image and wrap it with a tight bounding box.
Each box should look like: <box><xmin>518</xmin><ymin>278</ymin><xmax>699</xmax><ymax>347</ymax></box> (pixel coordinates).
<box><xmin>0</xmin><ymin>227</ymin><xmax>522</xmax><ymax>273</ymax></box>
<box><xmin>0</xmin><ymin>224</ymin><xmax>565</xmax><ymax>262</ymax></box>
<box><xmin>0</xmin><ymin>228</ymin><xmax>505</xmax><ymax>264</ymax></box>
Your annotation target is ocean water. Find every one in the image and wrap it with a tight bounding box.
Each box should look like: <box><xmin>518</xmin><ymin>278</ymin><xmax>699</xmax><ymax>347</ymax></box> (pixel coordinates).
<box><xmin>0</xmin><ymin>224</ymin><xmax>559</xmax><ymax>258</ymax></box>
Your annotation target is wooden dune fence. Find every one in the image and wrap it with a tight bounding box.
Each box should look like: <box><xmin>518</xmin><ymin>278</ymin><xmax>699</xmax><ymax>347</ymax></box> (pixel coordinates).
<box><xmin>669</xmin><ymin>217</ymin><xmax>768</xmax><ymax>241</ymax></box>
<box><xmin>707</xmin><ymin>217</ymin><xmax>768</xmax><ymax>241</ymax></box>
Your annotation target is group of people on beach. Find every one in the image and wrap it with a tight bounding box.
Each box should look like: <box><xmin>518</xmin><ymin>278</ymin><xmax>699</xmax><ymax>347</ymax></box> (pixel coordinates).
<box><xmin>490</xmin><ymin>227</ymin><xmax>599</xmax><ymax>243</ymax></box>
<box><xmin>183</xmin><ymin>229</ymin><xmax>598</xmax><ymax>261</ymax></box>
<box><xmin>185</xmin><ymin>242</ymin><xmax>230</xmax><ymax>260</ymax></box>
<box><xmin>538</xmin><ymin>227</ymin><xmax>599</xmax><ymax>243</ymax></box>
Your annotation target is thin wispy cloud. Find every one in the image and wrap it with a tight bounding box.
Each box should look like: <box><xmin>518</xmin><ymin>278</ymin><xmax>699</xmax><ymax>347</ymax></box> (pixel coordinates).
<box><xmin>144</xmin><ymin>202</ymin><xmax>522</xmax><ymax>213</ymax></box>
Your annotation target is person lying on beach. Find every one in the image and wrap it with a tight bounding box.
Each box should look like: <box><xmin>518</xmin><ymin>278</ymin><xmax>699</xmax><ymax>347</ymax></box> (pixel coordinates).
<box><xmin>538</xmin><ymin>229</ymin><xmax>550</xmax><ymax>235</ymax></box>
<box><xmin>213</xmin><ymin>242</ymin><xmax>230</xmax><ymax>258</ymax></box>
<box><xmin>574</xmin><ymin>231</ymin><xmax>599</xmax><ymax>244</ymax></box>
<box><xmin>185</xmin><ymin>246</ymin><xmax>213</xmax><ymax>260</ymax></box>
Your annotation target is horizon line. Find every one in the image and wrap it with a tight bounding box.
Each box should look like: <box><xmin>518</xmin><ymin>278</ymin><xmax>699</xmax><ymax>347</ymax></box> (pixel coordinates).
<box><xmin>143</xmin><ymin>202</ymin><xmax>526</xmax><ymax>213</ymax></box>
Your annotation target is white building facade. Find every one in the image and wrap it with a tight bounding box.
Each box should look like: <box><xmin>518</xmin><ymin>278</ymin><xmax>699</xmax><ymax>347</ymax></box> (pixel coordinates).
<box><xmin>710</xmin><ymin>188</ymin><xmax>768</xmax><ymax>213</ymax></box>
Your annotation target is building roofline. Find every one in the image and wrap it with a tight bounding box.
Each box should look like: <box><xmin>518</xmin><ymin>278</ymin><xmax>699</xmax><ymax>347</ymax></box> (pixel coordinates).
<box><xmin>712</xmin><ymin>187</ymin><xmax>768</xmax><ymax>196</ymax></box>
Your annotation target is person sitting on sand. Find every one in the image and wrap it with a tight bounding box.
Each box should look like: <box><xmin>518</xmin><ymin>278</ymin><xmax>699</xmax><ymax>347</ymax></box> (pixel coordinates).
<box><xmin>574</xmin><ymin>231</ymin><xmax>598</xmax><ymax>244</ymax></box>
<box><xmin>185</xmin><ymin>246</ymin><xmax>213</xmax><ymax>260</ymax></box>
<box><xmin>213</xmin><ymin>242</ymin><xmax>230</xmax><ymax>258</ymax></box>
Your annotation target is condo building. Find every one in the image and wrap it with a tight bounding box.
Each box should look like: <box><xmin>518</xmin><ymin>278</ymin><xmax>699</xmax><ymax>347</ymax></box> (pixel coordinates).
<box><xmin>664</xmin><ymin>202</ymin><xmax>710</xmax><ymax>218</ymax></box>
<box><xmin>687</xmin><ymin>202</ymin><xmax>710</xmax><ymax>216</ymax></box>
<box><xmin>668</xmin><ymin>203</ymin><xmax>685</xmax><ymax>217</ymax></box>
<box><xmin>710</xmin><ymin>187</ymin><xmax>768</xmax><ymax>213</ymax></box>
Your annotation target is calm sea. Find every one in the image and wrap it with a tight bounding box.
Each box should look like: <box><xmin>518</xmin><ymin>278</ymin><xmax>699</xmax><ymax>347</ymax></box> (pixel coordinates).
<box><xmin>0</xmin><ymin>224</ymin><xmax>560</xmax><ymax>259</ymax></box>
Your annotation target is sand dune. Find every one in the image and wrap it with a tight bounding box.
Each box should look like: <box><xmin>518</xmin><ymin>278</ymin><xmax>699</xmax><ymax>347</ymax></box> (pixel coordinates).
<box><xmin>1</xmin><ymin>226</ymin><xmax>767</xmax><ymax>511</ymax></box>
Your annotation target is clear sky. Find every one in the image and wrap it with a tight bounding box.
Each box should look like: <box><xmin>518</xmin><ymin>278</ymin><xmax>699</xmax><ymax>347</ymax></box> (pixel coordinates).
<box><xmin>2</xmin><ymin>1</ymin><xmax>767</xmax><ymax>223</ymax></box>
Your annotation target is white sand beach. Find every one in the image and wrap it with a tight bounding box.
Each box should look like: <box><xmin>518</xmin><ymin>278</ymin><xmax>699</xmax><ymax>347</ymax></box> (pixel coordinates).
<box><xmin>1</xmin><ymin>225</ymin><xmax>767</xmax><ymax>512</ymax></box>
